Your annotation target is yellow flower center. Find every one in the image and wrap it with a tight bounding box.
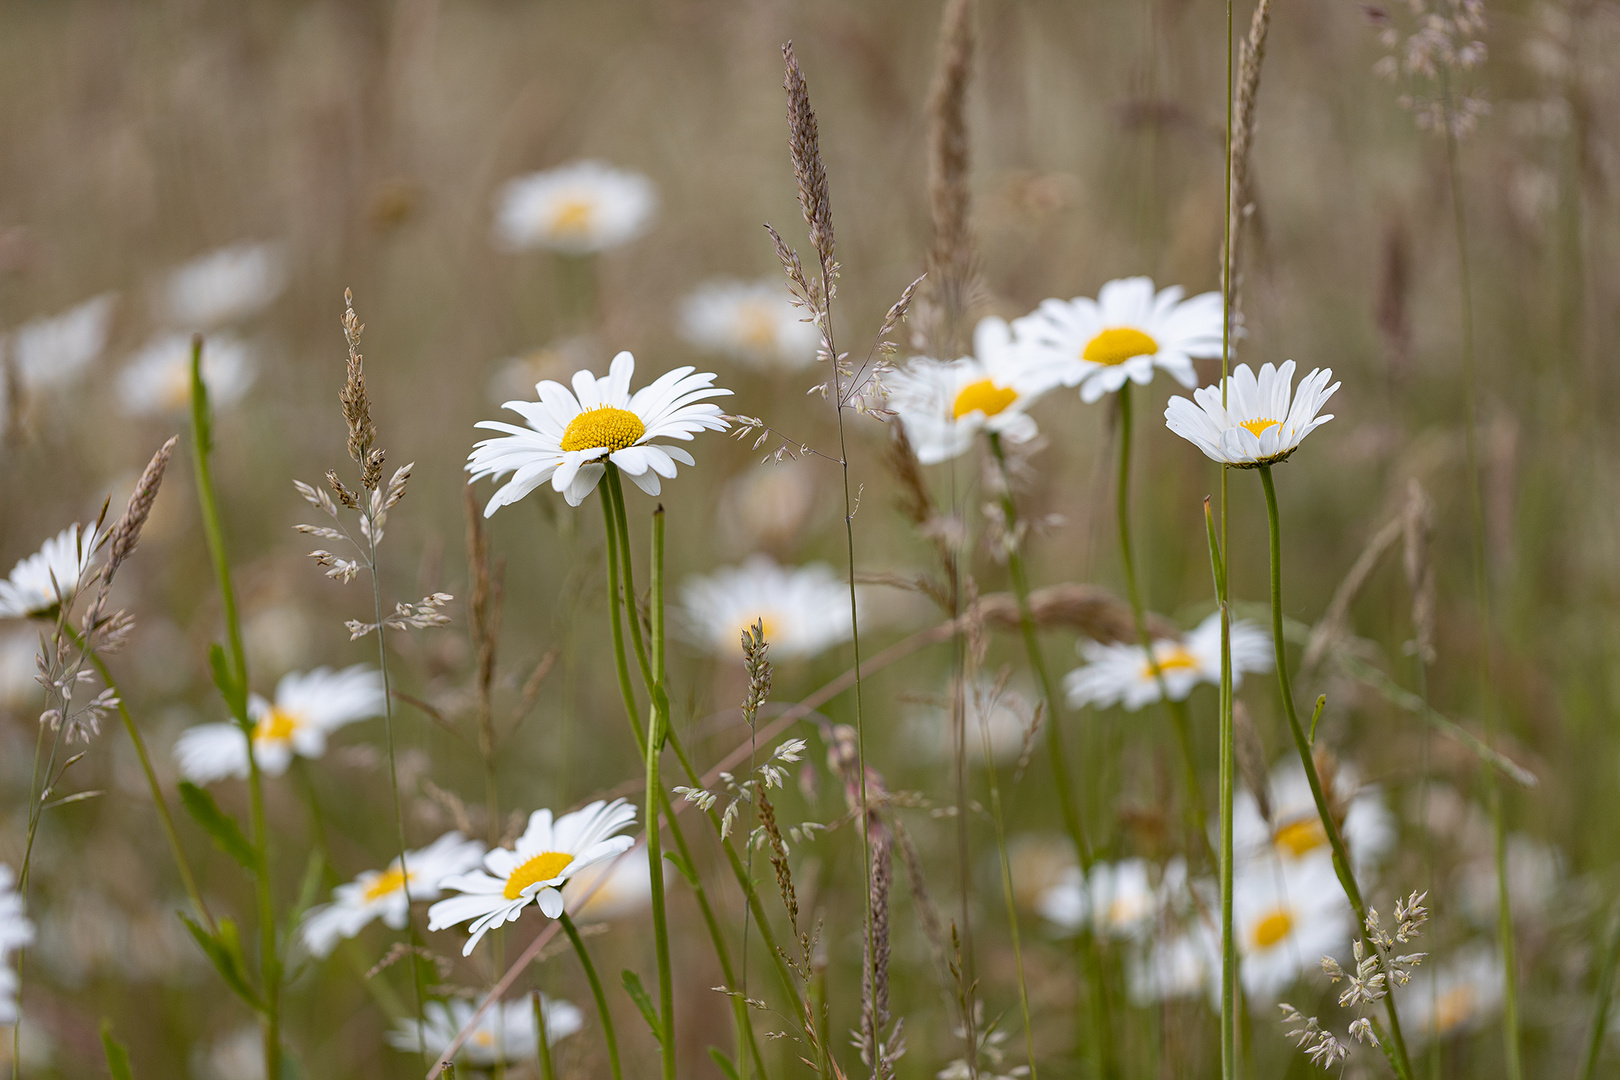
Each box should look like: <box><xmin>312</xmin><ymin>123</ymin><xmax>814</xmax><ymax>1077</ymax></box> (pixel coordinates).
<box><xmin>254</xmin><ymin>707</ymin><xmax>301</xmax><ymax>744</ymax></box>
<box><xmin>472</xmin><ymin>1029</ymin><xmax>496</xmax><ymax>1048</ymax></box>
<box><xmin>1240</xmin><ymin>417</ymin><xmax>1281</xmax><ymax>438</ymax></box>
<box><xmin>736</xmin><ymin>303</ymin><xmax>780</xmax><ymax>349</ymax></box>
<box><xmin>503</xmin><ymin>851</ymin><xmax>575</xmax><ymax>900</ymax></box>
<box><xmin>361</xmin><ymin>867</ymin><xmax>411</xmax><ymax>903</ymax></box>
<box><xmin>1273</xmin><ymin>817</ymin><xmax>1328</xmax><ymax>858</ymax></box>
<box><xmin>161</xmin><ymin>360</ymin><xmax>194</xmax><ymax>410</ymax></box>
<box><xmin>1142</xmin><ymin>645</ymin><xmax>1198</xmax><ymax>679</ymax></box>
<box><xmin>559</xmin><ymin>406</ymin><xmax>646</xmax><ymax>454</ymax></box>
<box><xmin>550</xmin><ymin>197</ymin><xmax>596</xmax><ymax>236</ymax></box>
<box><xmin>1106</xmin><ymin>895</ymin><xmax>1146</xmax><ymax>929</ymax></box>
<box><xmin>1082</xmin><ymin>327</ymin><xmax>1159</xmax><ymax>366</ymax></box>
<box><xmin>951</xmin><ymin>379</ymin><xmax>1018</xmax><ymax>419</ymax></box>
<box><xmin>1433</xmin><ymin>984</ymin><xmax>1476</xmax><ymax>1034</ymax></box>
<box><xmin>1251</xmin><ymin>908</ymin><xmax>1294</xmax><ymax>950</ymax></box>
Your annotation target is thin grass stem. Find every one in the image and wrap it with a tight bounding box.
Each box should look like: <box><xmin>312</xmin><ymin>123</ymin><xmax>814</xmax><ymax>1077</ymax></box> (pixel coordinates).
<box><xmin>559</xmin><ymin>913</ymin><xmax>621</xmax><ymax>1080</ymax></box>
<box><xmin>646</xmin><ymin>506</ymin><xmax>675</xmax><ymax>1080</ymax></box>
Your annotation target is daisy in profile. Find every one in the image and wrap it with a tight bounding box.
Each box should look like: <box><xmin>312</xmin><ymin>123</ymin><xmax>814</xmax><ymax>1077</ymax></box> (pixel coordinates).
<box><xmin>0</xmin><ymin>865</ymin><xmax>34</xmax><ymax>1024</ymax></box>
<box><xmin>300</xmin><ymin>831</ymin><xmax>486</xmax><ymax>958</ymax></box>
<box><xmin>8</xmin><ymin>293</ymin><xmax>117</xmax><ymax>392</ymax></box>
<box><xmin>1037</xmin><ymin>858</ymin><xmax>1173</xmax><ymax>941</ymax></box>
<box><xmin>678</xmin><ymin>278</ymin><xmax>820</xmax><ymax>370</ymax></box>
<box><xmin>562</xmin><ymin>843</ymin><xmax>661</xmax><ymax>921</ymax></box>
<box><xmin>1063</xmin><ymin>611</ymin><xmax>1271</xmax><ymax>711</ymax></box>
<box><xmin>680</xmin><ymin>556</ymin><xmax>855</xmax><ymax>661</ymax></box>
<box><xmin>0</xmin><ymin>523</ymin><xmax>104</xmax><ymax>620</ymax></box>
<box><xmin>467</xmin><ymin>351</ymin><xmax>730</xmax><ymax>513</ymax></box>
<box><xmin>1164</xmin><ymin>360</ymin><xmax>1339</xmax><ymax>468</ymax></box>
<box><xmin>886</xmin><ymin>317</ymin><xmax>1043</xmax><ymax>464</ymax></box>
<box><xmin>172</xmin><ymin>665</ymin><xmax>384</xmax><ymax>784</ymax></box>
<box><xmin>428</xmin><ymin>799</ymin><xmax>637</xmax><ymax>956</ymax></box>
<box><xmin>388</xmin><ymin>997</ymin><xmax>583</xmax><ymax>1068</ymax></box>
<box><xmin>119</xmin><ymin>333</ymin><xmax>256</xmax><ymax>417</ymax></box>
<box><xmin>1232</xmin><ymin>758</ymin><xmax>1394</xmax><ymax>875</ymax></box>
<box><xmin>1013</xmin><ymin>277</ymin><xmax>1223</xmax><ymax>402</ymax></box>
<box><xmin>161</xmin><ymin>242</ymin><xmax>287</xmax><ymax>330</ymax></box>
<box><xmin>1233</xmin><ymin>853</ymin><xmax>1351</xmax><ymax>1000</ymax></box>
<box><xmin>1401</xmin><ymin>946</ymin><xmax>1504</xmax><ymax>1044</ymax></box>
<box><xmin>493</xmin><ymin>161</ymin><xmax>656</xmax><ymax>254</ymax></box>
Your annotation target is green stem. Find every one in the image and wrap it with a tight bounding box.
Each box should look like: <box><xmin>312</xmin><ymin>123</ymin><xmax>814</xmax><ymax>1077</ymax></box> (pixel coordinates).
<box><xmin>559</xmin><ymin>913</ymin><xmax>620</xmax><ymax>1080</ymax></box>
<box><xmin>1219</xmin><ymin>0</ymin><xmax>1236</xmax><ymax>1072</ymax></box>
<box><xmin>1578</xmin><ymin>900</ymin><xmax>1620</xmax><ymax>1080</ymax></box>
<box><xmin>534</xmin><ymin>991</ymin><xmax>556</xmax><ymax>1080</ymax></box>
<box><xmin>605</xmin><ymin>466</ymin><xmax>654</xmax><ymax>693</ymax></box>
<box><xmin>647</xmin><ymin>507</ymin><xmax>675</xmax><ymax>1080</ymax></box>
<box><xmin>1259</xmin><ymin>466</ymin><xmax>1414</xmax><ymax>1080</ymax></box>
<box><xmin>980</xmin><ymin>728</ymin><xmax>1037</xmax><ymax>1080</ymax></box>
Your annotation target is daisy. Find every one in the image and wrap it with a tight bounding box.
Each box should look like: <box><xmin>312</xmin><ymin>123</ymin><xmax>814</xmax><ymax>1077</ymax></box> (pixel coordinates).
<box><xmin>1063</xmin><ymin>610</ymin><xmax>1271</xmax><ymax>711</ymax></box>
<box><xmin>1456</xmin><ymin>833</ymin><xmax>1562</xmax><ymax>930</ymax></box>
<box><xmin>428</xmin><ymin>799</ymin><xmax>637</xmax><ymax>956</ymax></box>
<box><xmin>886</xmin><ymin>318</ymin><xmax>1044</xmax><ymax>464</ymax></box>
<box><xmin>492</xmin><ymin>161</ymin><xmax>656</xmax><ymax>254</ymax></box>
<box><xmin>388</xmin><ymin>997</ymin><xmax>583</xmax><ymax>1068</ymax></box>
<box><xmin>300</xmin><ymin>831</ymin><xmax>486</xmax><ymax>958</ymax></box>
<box><xmin>161</xmin><ymin>242</ymin><xmax>287</xmax><ymax>330</ymax></box>
<box><xmin>679</xmin><ymin>278</ymin><xmax>820</xmax><ymax>370</ymax></box>
<box><xmin>0</xmin><ymin>523</ymin><xmax>103</xmax><ymax>620</ymax></box>
<box><xmin>119</xmin><ymin>333</ymin><xmax>256</xmax><ymax>417</ymax></box>
<box><xmin>1038</xmin><ymin>858</ymin><xmax>1168</xmax><ymax>941</ymax></box>
<box><xmin>1401</xmin><ymin>946</ymin><xmax>1504</xmax><ymax>1044</ymax></box>
<box><xmin>680</xmin><ymin>555</ymin><xmax>855</xmax><ymax>661</ymax></box>
<box><xmin>8</xmin><ymin>293</ymin><xmax>116</xmax><ymax>392</ymax></box>
<box><xmin>907</xmin><ymin>678</ymin><xmax>1036</xmax><ymax>766</ymax></box>
<box><xmin>562</xmin><ymin>843</ymin><xmax>660</xmax><ymax>921</ymax></box>
<box><xmin>1012</xmin><ymin>277</ymin><xmax>1223</xmax><ymax>403</ymax></box>
<box><xmin>1233</xmin><ymin>853</ymin><xmax>1352</xmax><ymax>1000</ymax></box>
<box><xmin>1128</xmin><ymin>922</ymin><xmax>1220</xmax><ymax>1006</ymax></box>
<box><xmin>1232</xmin><ymin>759</ymin><xmax>1395</xmax><ymax>875</ymax></box>
<box><xmin>0</xmin><ymin>866</ymin><xmax>33</xmax><ymax>1024</ymax></box>
<box><xmin>467</xmin><ymin>351</ymin><xmax>730</xmax><ymax>513</ymax></box>
<box><xmin>172</xmin><ymin>665</ymin><xmax>384</xmax><ymax>784</ymax></box>
<box><xmin>0</xmin><ymin>629</ymin><xmax>37</xmax><ymax>710</ymax></box>
<box><xmin>1164</xmin><ymin>360</ymin><xmax>1339</xmax><ymax>468</ymax></box>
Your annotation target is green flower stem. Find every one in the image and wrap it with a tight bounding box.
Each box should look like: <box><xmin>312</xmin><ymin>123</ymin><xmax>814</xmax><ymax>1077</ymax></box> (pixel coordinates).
<box><xmin>559</xmin><ymin>913</ymin><xmax>621</xmax><ymax>1080</ymax></box>
<box><xmin>1203</xmin><ymin>492</ymin><xmax>1237</xmax><ymax>1080</ymax></box>
<box><xmin>604</xmin><ymin>466</ymin><xmax>655</xmax><ymax>692</ymax></box>
<box><xmin>533</xmin><ymin>990</ymin><xmax>557</xmax><ymax>1080</ymax></box>
<box><xmin>1259</xmin><ymin>465</ymin><xmax>1414</xmax><ymax>1080</ymax></box>
<box><xmin>978</xmin><ymin>723</ymin><xmax>1038</xmax><ymax>1080</ymax></box>
<box><xmin>1578</xmin><ymin>900</ymin><xmax>1620</xmax><ymax>1080</ymax></box>
<box><xmin>647</xmin><ymin>506</ymin><xmax>676</xmax><ymax>1080</ymax></box>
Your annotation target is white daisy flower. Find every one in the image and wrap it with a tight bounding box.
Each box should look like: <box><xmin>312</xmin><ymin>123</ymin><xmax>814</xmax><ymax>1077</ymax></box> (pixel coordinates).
<box><xmin>885</xmin><ymin>317</ymin><xmax>1043</xmax><ymax>465</ymax></box>
<box><xmin>172</xmin><ymin>665</ymin><xmax>384</xmax><ymax>784</ymax></box>
<box><xmin>1164</xmin><ymin>360</ymin><xmax>1339</xmax><ymax>468</ymax></box>
<box><xmin>1401</xmin><ymin>946</ymin><xmax>1504</xmax><ymax>1044</ymax></box>
<box><xmin>562</xmin><ymin>843</ymin><xmax>662</xmax><ymax>921</ymax></box>
<box><xmin>7</xmin><ymin>293</ymin><xmax>116</xmax><ymax>392</ymax></box>
<box><xmin>119</xmin><ymin>333</ymin><xmax>256</xmax><ymax>417</ymax></box>
<box><xmin>1128</xmin><ymin>921</ymin><xmax>1220</xmax><ymax>1006</ymax></box>
<box><xmin>1063</xmin><ymin>611</ymin><xmax>1271</xmax><ymax>712</ymax></box>
<box><xmin>1456</xmin><ymin>833</ymin><xmax>1563</xmax><ymax>930</ymax></box>
<box><xmin>1232</xmin><ymin>759</ymin><xmax>1395</xmax><ymax>876</ymax></box>
<box><xmin>1038</xmin><ymin>858</ymin><xmax>1168</xmax><ymax>941</ymax></box>
<box><xmin>906</xmin><ymin>678</ymin><xmax>1036</xmax><ymax>766</ymax></box>
<box><xmin>300</xmin><ymin>831</ymin><xmax>486</xmax><ymax>958</ymax></box>
<box><xmin>680</xmin><ymin>555</ymin><xmax>855</xmax><ymax>661</ymax></box>
<box><xmin>1233</xmin><ymin>853</ymin><xmax>1352</xmax><ymax>1000</ymax></box>
<box><xmin>161</xmin><ymin>242</ymin><xmax>287</xmax><ymax>330</ymax></box>
<box><xmin>493</xmin><ymin>161</ymin><xmax>656</xmax><ymax>254</ymax></box>
<box><xmin>0</xmin><ymin>523</ymin><xmax>104</xmax><ymax>620</ymax></box>
<box><xmin>467</xmin><ymin>351</ymin><xmax>730</xmax><ymax>513</ymax></box>
<box><xmin>388</xmin><ymin>997</ymin><xmax>583</xmax><ymax>1068</ymax></box>
<box><xmin>0</xmin><ymin>866</ymin><xmax>35</xmax><ymax>1025</ymax></box>
<box><xmin>428</xmin><ymin>799</ymin><xmax>637</xmax><ymax>956</ymax></box>
<box><xmin>1012</xmin><ymin>277</ymin><xmax>1223</xmax><ymax>403</ymax></box>
<box><xmin>680</xmin><ymin>278</ymin><xmax>820</xmax><ymax>370</ymax></box>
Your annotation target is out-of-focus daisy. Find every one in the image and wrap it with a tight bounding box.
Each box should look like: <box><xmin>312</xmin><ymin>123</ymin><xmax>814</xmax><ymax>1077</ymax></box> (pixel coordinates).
<box><xmin>680</xmin><ymin>555</ymin><xmax>854</xmax><ymax>661</ymax></box>
<box><xmin>300</xmin><ymin>831</ymin><xmax>486</xmax><ymax>958</ymax></box>
<box><xmin>1038</xmin><ymin>858</ymin><xmax>1176</xmax><ymax>941</ymax></box>
<box><xmin>1063</xmin><ymin>611</ymin><xmax>1270</xmax><ymax>711</ymax></box>
<box><xmin>1233</xmin><ymin>854</ymin><xmax>1352</xmax><ymax>1000</ymax></box>
<box><xmin>8</xmin><ymin>293</ymin><xmax>116</xmax><ymax>392</ymax></box>
<box><xmin>886</xmin><ymin>318</ymin><xmax>1042</xmax><ymax>465</ymax></box>
<box><xmin>428</xmin><ymin>799</ymin><xmax>637</xmax><ymax>956</ymax></box>
<box><xmin>562</xmin><ymin>843</ymin><xmax>661</xmax><ymax>921</ymax></box>
<box><xmin>195</xmin><ymin>1025</ymin><xmax>263</xmax><ymax>1080</ymax></box>
<box><xmin>1233</xmin><ymin>758</ymin><xmax>1395</xmax><ymax>875</ymax></box>
<box><xmin>1013</xmin><ymin>277</ymin><xmax>1223</xmax><ymax>403</ymax></box>
<box><xmin>1128</xmin><ymin>922</ymin><xmax>1219</xmax><ymax>1006</ymax></box>
<box><xmin>719</xmin><ymin>460</ymin><xmax>819</xmax><ymax>551</ymax></box>
<box><xmin>0</xmin><ymin>630</ymin><xmax>36</xmax><ymax>710</ymax></box>
<box><xmin>0</xmin><ymin>523</ymin><xmax>103</xmax><ymax>620</ymax></box>
<box><xmin>1457</xmin><ymin>833</ymin><xmax>1563</xmax><ymax>929</ymax></box>
<box><xmin>679</xmin><ymin>278</ymin><xmax>820</xmax><ymax>370</ymax></box>
<box><xmin>1</xmin><ymin>865</ymin><xmax>34</xmax><ymax>1024</ymax></box>
<box><xmin>119</xmin><ymin>333</ymin><xmax>256</xmax><ymax>416</ymax></box>
<box><xmin>493</xmin><ymin>161</ymin><xmax>656</xmax><ymax>254</ymax></box>
<box><xmin>161</xmin><ymin>242</ymin><xmax>286</xmax><ymax>330</ymax></box>
<box><xmin>389</xmin><ymin>997</ymin><xmax>583</xmax><ymax>1068</ymax></box>
<box><xmin>172</xmin><ymin>666</ymin><xmax>384</xmax><ymax>784</ymax></box>
<box><xmin>1164</xmin><ymin>360</ymin><xmax>1339</xmax><ymax>468</ymax></box>
<box><xmin>1401</xmin><ymin>946</ymin><xmax>1504</xmax><ymax>1043</ymax></box>
<box><xmin>468</xmin><ymin>351</ymin><xmax>729</xmax><ymax>512</ymax></box>
<box><xmin>906</xmin><ymin>678</ymin><xmax>1036</xmax><ymax>766</ymax></box>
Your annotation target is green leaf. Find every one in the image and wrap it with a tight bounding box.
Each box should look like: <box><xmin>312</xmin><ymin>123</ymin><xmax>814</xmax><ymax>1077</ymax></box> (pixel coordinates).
<box><xmin>621</xmin><ymin>969</ymin><xmax>663</xmax><ymax>1047</ymax></box>
<box><xmin>179</xmin><ymin>913</ymin><xmax>263</xmax><ymax>1011</ymax></box>
<box><xmin>662</xmin><ymin>850</ymin><xmax>698</xmax><ymax>888</ymax></box>
<box><xmin>101</xmin><ymin>1019</ymin><xmax>134</xmax><ymax>1080</ymax></box>
<box><xmin>208</xmin><ymin>644</ymin><xmax>248</xmax><ymax>723</ymax></box>
<box><xmin>708</xmin><ymin>1047</ymin><xmax>742</xmax><ymax>1080</ymax></box>
<box><xmin>190</xmin><ymin>335</ymin><xmax>213</xmax><ymax>454</ymax></box>
<box><xmin>178</xmin><ymin>782</ymin><xmax>257</xmax><ymax>870</ymax></box>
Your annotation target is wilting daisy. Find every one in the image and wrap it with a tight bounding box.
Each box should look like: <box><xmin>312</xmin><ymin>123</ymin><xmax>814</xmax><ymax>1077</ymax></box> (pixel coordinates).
<box><xmin>119</xmin><ymin>333</ymin><xmax>256</xmax><ymax>417</ymax></box>
<box><xmin>1</xmin><ymin>865</ymin><xmax>34</xmax><ymax>1025</ymax></box>
<box><xmin>1233</xmin><ymin>854</ymin><xmax>1351</xmax><ymax>1000</ymax></box>
<box><xmin>1013</xmin><ymin>277</ymin><xmax>1223</xmax><ymax>402</ymax></box>
<box><xmin>1038</xmin><ymin>858</ymin><xmax>1173</xmax><ymax>941</ymax></box>
<box><xmin>0</xmin><ymin>524</ymin><xmax>103</xmax><ymax>620</ymax></box>
<box><xmin>1401</xmin><ymin>946</ymin><xmax>1504</xmax><ymax>1044</ymax></box>
<box><xmin>1164</xmin><ymin>360</ymin><xmax>1339</xmax><ymax>468</ymax></box>
<box><xmin>300</xmin><ymin>831</ymin><xmax>486</xmax><ymax>958</ymax></box>
<box><xmin>161</xmin><ymin>242</ymin><xmax>287</xmax><ymax>330</ymax></box>
<box><xmin>493</xmin><ymin>161</ymin><xmax>656</xmax><ymax>254</ymax></box>
<box><xmin>679</xmin><ymin>278</ymin><xmax>820</xmax><ymax>370</ymax></box>
<box><xmin>562</xmin><ymin>843</ymin><xmax>660</xmax><ymax>921</ymax></box>
<box><xmin>389</xmin><ymin>997</ymin><xmax>583</xmax><ymax>1067</ymax></box>
<box><xmin>172</xmin><ymin>666</ymin><xmax>384</xmax><ymax>784</ymax></box>
<box><xmin>680</xmin><ymin>556</ymin><xmax>854</xmax><ymax>661</ymax></box>
<box><xmin>886</xmin><ymin>317</ymin><xmax>1043</xmax><ymax>464</ymax></box>
<box><xmin>1063</xmin><ymin>611</ymin><xmax>1271</xmax><ymax>711</ymax></box>
<box><xmin>428</xmin><ymin>799</ymin><xmax>637</xmax><ymax>956</ymax></box>
<box><xmin>1233</xmin><ymin>758</ymin><xmax>1395</xmax><ymax>875</ymax></box>
<box><xmin>468</xmin><ymin>351</ymin><xmax>729</xmax><ymax>513</ymax></box>
<box><xmin>8</xmin><ymin>293</ymin><xmax>116</xmax><ymax>392</ymax></box>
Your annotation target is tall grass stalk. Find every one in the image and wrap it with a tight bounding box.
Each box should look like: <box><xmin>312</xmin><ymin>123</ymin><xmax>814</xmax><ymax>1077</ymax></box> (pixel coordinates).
<box><xmin>1218</xmin><ymin>2</ymin><xmax>1237</xmax><ymax>1074</ymax></box>
<box><xmin>645</xmin><ymin>507</ymin><xmax>676</xmax><ymax>1080</ymax></box>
